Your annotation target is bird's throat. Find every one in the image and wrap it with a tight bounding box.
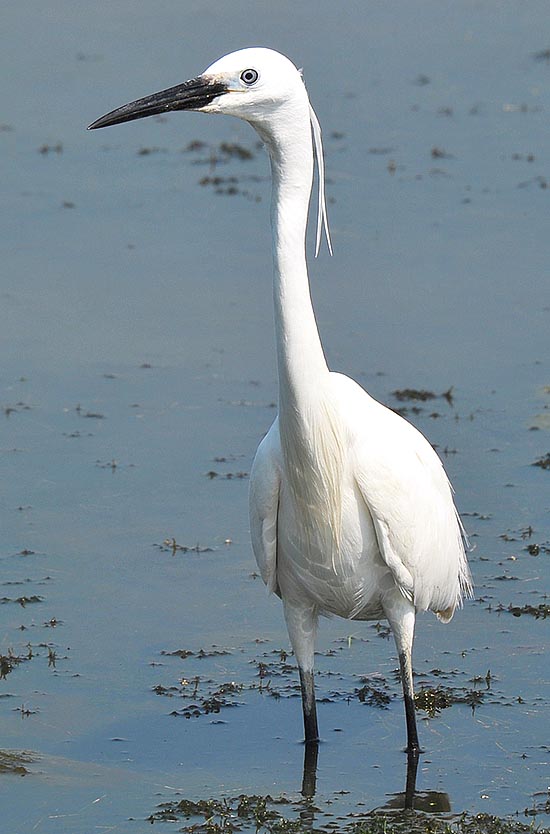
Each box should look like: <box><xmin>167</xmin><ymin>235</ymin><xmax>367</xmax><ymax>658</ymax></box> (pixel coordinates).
<box><xmin>268</xmin><ymin>127</ymin><xmax>330</xmax><ymax>416</ymax></box>
<box><xmin>267</xmin><ymin>120</ymin><xmax>344</xmax><ymax>565</ymax></box>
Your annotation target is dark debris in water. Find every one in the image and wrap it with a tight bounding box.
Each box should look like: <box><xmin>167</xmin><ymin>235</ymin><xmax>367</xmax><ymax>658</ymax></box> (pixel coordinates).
<box><xmin>499</xmin><ymin>525</ymin><xmax>534</xmax><ymax>542</ymax></box>
<box><xmin>2</xmin><ymin>402</ymin><xmax>32</xmax><ymax>418</ymax></box>
<box><xmin>391</xmin><ymin>387</ymin><xmax>454</xmax><ymax>405</ymax></box>
<box><xmin>355</xmin><ymin>680</ymin><xmax>392</xmax><ymax>708</ymax></box>
<box><xmin>151</xmin><ymin>641</ymin><xmax>492</xmax><ymax>724</ymax></box>
<box><xmin>219</xmin><ymin>141</ymin><xmax>255</xmax><ymax>160</ymax></box>
<box><xmin>533</xmin><ymin>48</ymin><xmax>550</xmax><ymax>62</ymax></box>
<box><xmin>0</xmin><ymin>649</ymin><xmax>29</xmax><ymax>679</ymax></box>
<box><xmin>154</xmin><ymin>677</ymin><xmax>244</xmax><ymax>719</ymax></box>
<box><xmin>532</xmin><ymin>453</ymin><xmax>550</xmax><ymax>470</ymax></box>
<box><xmin>75</xmin><ymin>403</ymin><xmax>104</xmax><ymax>419</ymax></box>
<box><xmin>415</xmin><ymin>685</ymin><xmax>484</xmax><ymax>717</ymax></box>
<box><xmin>137</xmin><ymin>146</ymin><xmax>166</xmax><ymax>156</ymax></box>
<box><xmin>524</xmin><ymin>542</ymin><xmax>550</xmax><ymax>556</ymax></box>
<box><xmin>155</xmin><ymin>539</ymin><xmax>214</xmax><ymax>555</ymax></box>
<box><xmin>0</xmin><ymin>595</ymin><xmax>43</xmax><ymax>607</ymax></box>
<box><xmin>506</xmin><ymin>603</ymin><xmax>550</xmax><ymax>619</ymax></box>
<box><xmin>414</xmin><ymin>687</ymin><xmax>452</xmax><ymax>716</ymax></box>
<box><xmin>146</xmin><ymin>791</ymin><xmax>550</xmax><ymax>834</ymax></box>
<box><xmin>462</xmin><ymin>511</ymin><xmax>491</xmax><ymax>521</ymax></box>
<box><xmin>160</xmin><ymin>647</ymin><xmax>231</xmax><ymax>659</ymax></box>
<box><xmin>389</xmin><ymin>387</ymin><xmax>456</xmax><ymax>420</ymax></box>
<box><xmin>147</xmin><ymin>793</ymin><xmax>296</xmax><ymax>831</ymax></box>
<box><xmin>179</xmin><ymin>138</ymin><xmax>265</xmax><ymax>200</ymax></box>
<box><xmin>0</xmin><ymin>750</ymin><xmax>34</xmax><ymax>776</ymax></box>
<box><xmin>38</xmin><ymin>143</ymin><xmax>62</xmax><ymax>155</ymax></box>
<box><xmin>525</xmin><ymin>793</ymin><xmax>550</xmax><ymax>817</ymax></box>
<box><xmin>206</xmin><ymin>469</ymin><xmax>249</xmax><ymax>480</ymax></box>
<box><xmin>1</xmin><ymin>639</ymin><xmax>63</xmax><ymax>680</ymax></box>
<box><xmin>352</xmin><ymin>812</ymin><xmax>550</xmax><ymax>834</ymax></box>
<box><xmin>431</xmin><ymin>146</ymin><xmax>454</xmax><ymax>159</ymax></box>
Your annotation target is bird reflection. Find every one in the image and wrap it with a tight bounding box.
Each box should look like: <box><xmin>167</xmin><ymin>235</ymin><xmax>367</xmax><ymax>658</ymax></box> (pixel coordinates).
<box><xmin>300</xmin><ymin>742</ymin><xmax>451</xmax><ymax>816</ymax></box>
<box><xmin>301</xmin><ymin>741</ymin><xmax>319</xmax><ymax>799</ymax></box>
<box><xmin>377</xmin><ymin>751</ymin><xmax>451</xmax><ymax>813</ymax></box>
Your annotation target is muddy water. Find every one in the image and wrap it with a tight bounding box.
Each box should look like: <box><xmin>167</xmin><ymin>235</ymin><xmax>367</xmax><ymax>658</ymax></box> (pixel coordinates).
<box><xmin>2</xmin><ymin>1</ymin><xmax>550</xmax><ymax>831</ymax></box>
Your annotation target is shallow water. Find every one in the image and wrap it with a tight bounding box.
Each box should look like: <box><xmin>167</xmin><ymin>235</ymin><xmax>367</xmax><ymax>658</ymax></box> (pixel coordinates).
<box><xmin>2</xmin><ymin>1</ymin><xmax>550</xmax><ymax>830</ymax></box>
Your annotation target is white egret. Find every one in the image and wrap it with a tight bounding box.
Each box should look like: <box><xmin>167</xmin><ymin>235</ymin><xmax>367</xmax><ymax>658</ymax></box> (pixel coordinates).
<box><xmin>89</xmin><ymin>47</ymin><xmax>472</xmax><ymax>756</ymax></box>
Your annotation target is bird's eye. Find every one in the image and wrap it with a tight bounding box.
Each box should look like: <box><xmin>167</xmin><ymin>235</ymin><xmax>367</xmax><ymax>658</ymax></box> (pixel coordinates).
<box><xmin>240</xmin><ymin>68</ymin><xmax>259</xmax><ymax>86</ymax></box>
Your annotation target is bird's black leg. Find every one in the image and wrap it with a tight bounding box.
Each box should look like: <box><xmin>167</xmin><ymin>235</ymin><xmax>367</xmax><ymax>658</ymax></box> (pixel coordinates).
<box><xmin>398</xmin><ymin>644</ymin><xmax>422</xmax><ymax>810</ymax></box>
<box><xmin>398</xmin><ymin>649</ymin><xmax>421</xmax><ymax>756</ymax></box>
<box><xmin>385</xmin><ymin>602</ymin><xmax>422</xmax><ymax>757</ymax></box>
<box><xmin>299</xmin><ymin>667</ymin><xmax>319</xmax><ymax>743</ymax></box>
<box><xmin>282</xmin><ymin>599</ymin><xmax>319</xmax><ymax>743</ymax></box>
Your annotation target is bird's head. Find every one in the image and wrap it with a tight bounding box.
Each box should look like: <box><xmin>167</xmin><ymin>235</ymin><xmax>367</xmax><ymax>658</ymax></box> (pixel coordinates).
<box><xmin>88</xmin><ymin>46</ymin><xmax>332</xmax><ymax>256</ymax></box>
<box><xmin>88</xmin><ymin>47</ymin><xmax>308</xmax><ymax>131</ymax></box>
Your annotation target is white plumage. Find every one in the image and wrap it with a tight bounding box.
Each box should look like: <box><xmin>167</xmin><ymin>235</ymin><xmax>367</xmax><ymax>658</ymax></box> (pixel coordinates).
<box><xmin>251</xmin><ymin>373</ymin><xmax>469</xmax><ymax>622</ymax></box>
<box><xmin>89</xmin><ymin>46</ymin><xmax>472</xmax><ymax>756</ymax></box>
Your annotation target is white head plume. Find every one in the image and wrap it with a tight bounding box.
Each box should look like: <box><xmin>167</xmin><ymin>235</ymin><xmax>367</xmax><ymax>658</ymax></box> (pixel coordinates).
<box><xmin>309</xmin><ymin>104</ymin><xmax>333</xmax><ymax>258</ymax></box>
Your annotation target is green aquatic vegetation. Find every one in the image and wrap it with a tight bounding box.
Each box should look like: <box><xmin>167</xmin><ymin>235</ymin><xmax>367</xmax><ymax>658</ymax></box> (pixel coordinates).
<box><xmin>507</xmin><ymin>603</ymin><xmax>550</xmax><ymax>619</ymax></box>
<box><xmin>524</xmin><ymin>542</ymin><xmax>550</xmax><ymax>556</ymax></box>
<box><xmin>219</xmin><ymin>141</ymin><xmax>255</xmax><ymax>160</ymax></box>
<box><xmin>415</xmin><ymin>684</ymin><xmax>485</xmax><ymax>717</ymax></box>
<box><xmin>153</xmin><ymin>643</ymin><xmax>492</xmax><ymax>722</ymax></box>
<box><xmin>146</xmin><ymin>792</ymin><xmax>550</xmax><ymax>834</ymax></box>
<box><xmin>148</xmin><ymin>794</ymin><xmax>304</xmax><ymax>832</ymax></box>
<box><xmin>0</xmin><ymin>646</ymin><xmax>33</xmax><ymax>679</ymax></box>
<box><xmin>355</xmin><ymin>680</ymin><xmax>392</xmax><ymax>708</ymax></box>
<box><xmin>415</xmin><ymin>687</ymin><xmax>453</xmax><ymax>717</ymax></box>
<box><xmin>526</xmin><ymin>544</ymin><xmax>540</xmax><ymax>555</ymax></box>
<box><xmin>0</xmin><ymin>641</ymin><xmax>62</xmax><ymax>680</ymax></box>
<box><xmin>391</xmin><ymin>386</ymin><xmax>454</xmax><ymax>407</ymax></box>
<box><xmin>351</xmin><ymin>812</ymin><xmax>545</xmax><ymax>834</ymax></box>
<box><xmin>392</xmin><ymin>388</ymin><xmax>437</xmax><ymax>402</ymax></box>
<box><xmin>154</xmin><ymin>675</ymin><xmax>245</xmax><ymax>719</ymax></box>
<box><xmin>0</xmin><ymin>750</ymin><xmax>33</xmax><ymax>776</ymax></box>
<box><xmin>205</xmin><ymin>469</ymin><xmax>249</xmax><ymax>480</ymax></box>
<box><xmin>525</xmin><ymin>793</ymin><xmax>550</xmax><ymax>817</ymax></box>
<box><xmin>156</xmin><ymin>539</ymin><xmax>214</xmax><ymax>555</ymax></box>
<box><xmin>0</xmin><ymin>594</ymin><xmax>43</xmax><ymax>607</ymax></box>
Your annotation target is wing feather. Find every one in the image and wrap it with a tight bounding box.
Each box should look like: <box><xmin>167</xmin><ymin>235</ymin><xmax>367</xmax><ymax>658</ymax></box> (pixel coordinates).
<box><xmin>249</xmin><ymin>421</ymin><xmax>281</xmax><ymax>595</ymax></box>
<box><xmin>330</xmin><ymin>373</ymin><xmax>472</xmax><ymax>617</ymax></box>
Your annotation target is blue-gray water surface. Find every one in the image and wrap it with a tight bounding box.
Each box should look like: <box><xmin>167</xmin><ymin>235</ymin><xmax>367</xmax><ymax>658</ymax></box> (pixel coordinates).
<box><xmin>2</xmin><ymin>2</ymin><xmax>550</xmax><ymax>831</ymax></box>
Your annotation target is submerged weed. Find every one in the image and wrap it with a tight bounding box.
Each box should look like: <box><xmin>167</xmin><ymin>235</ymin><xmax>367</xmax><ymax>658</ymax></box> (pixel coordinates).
<box><xmin>0</xmin><ymin>595</ymin><xmax>43</xmax><ymax>607</ymax></box>
<box><xmin>154</xmin><ymin>669</ymin><xmax>244</xmax><ymax>719</ymax></box>
<box><xmin>157</xmin><ymin>539</ymin><xmax>214</xmax><ymax>555</ymax></box>
<box><xmin>146</xmin><ymin>793</ymin><xmax>550</xmax><ymax>834</ymax></box>
<box><xmin>0</xmin><ymin>642</ymin><xmax>62</xmax><ymax>680</ymax></box>
<box><xmin>391</xmin><ymin>387</ymin><xmax>454</xmax><ymax>404</ymax></box>
<box><xmin>0</xmin><ymin>652</ymin><xmax>24</xmax><ymax>679</ymax></box>
<box><xmin>415</xmin><ymin>687</ymin><xmax>453</xmax><ymax>717</ymax></box>
<box><xmin>148</xmin><ymin>793</ymin><xmax>301</xmax><ymax>832</ymax></box>
<box><xmin>152</xmin><ymin>642</ymin><xmax>496</xmax><ymax>723</ymax></box>
<box><xmin>508</xmin><ymin>603</ymin><xmax>550</xmax><ymax>619</ymax></box>
<box><xmin>355</xmin><ymin>680</ymin><xmax>392</xmax><ymax>708</ymax></box>
<box><xmin>0</xmin><ymin>750</ymin><xmax>33</xmax><ymax>776</ymax></box>
<box><xmin>415</xmin><ymin>684</ymin><xmax>485</xmax><ymax>717</ymax></box>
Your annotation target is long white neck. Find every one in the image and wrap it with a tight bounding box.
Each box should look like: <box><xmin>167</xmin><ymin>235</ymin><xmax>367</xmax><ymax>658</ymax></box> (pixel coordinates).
<box><xmin>254</xmin><ymin>99</ymin><xmax>330</xmax><ymax>418</ymax></box>
<box><xmin>252</xmin><ymin>97</ymin><xmax>346</xmax><ymax>568</ymax></box>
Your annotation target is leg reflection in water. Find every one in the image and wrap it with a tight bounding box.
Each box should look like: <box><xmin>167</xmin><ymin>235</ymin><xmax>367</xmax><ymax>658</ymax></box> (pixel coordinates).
<box><xmin>301</xmin><ymin>741</ymin><xmax>319</xmax><ymax>799</ymax></box>
<box><xmin>300</xmin><ymin>743</ymin><xmax>451</xmax><ymax>815</ymax></box>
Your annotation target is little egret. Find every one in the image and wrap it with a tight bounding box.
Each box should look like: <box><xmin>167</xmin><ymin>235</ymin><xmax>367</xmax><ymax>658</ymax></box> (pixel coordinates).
<box><xmin>89</xmin><ymin>47</ymin><xmax>472</xmax><ymax>757</ymax></box>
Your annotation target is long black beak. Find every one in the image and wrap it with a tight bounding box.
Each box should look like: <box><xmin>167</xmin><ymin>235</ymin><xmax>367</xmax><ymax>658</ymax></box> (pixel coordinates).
<box><xmin>88</xmin><ymin>75</ymin><xmax>227</xmax><ymax>130</ymax></box>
